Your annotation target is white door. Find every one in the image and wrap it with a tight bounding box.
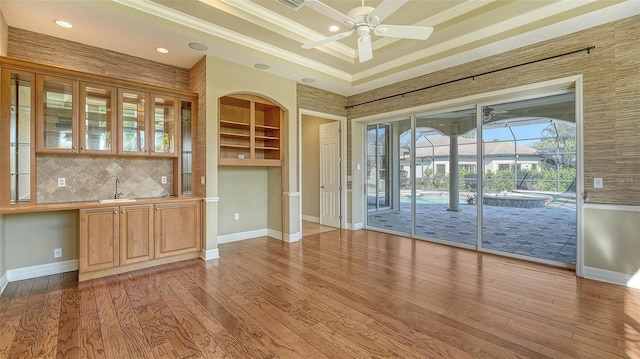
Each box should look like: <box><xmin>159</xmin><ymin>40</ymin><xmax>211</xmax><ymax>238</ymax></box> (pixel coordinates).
<box><xmin>320</xmin><ymin>121</ymin><xmax>340</xmax><ymax>228</ymax></box>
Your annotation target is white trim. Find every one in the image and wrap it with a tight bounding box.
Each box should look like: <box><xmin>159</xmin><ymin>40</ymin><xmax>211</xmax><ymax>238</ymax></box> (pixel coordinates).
<box><xmin>302</xmin><ymin>215</ymin><xmax>320</xmax><ymax>223</ymax></box>
<box><xmin>583</xmin><ymin>266</ymin><xmax>640</xmax><ymax>289</ymax></box>
<box><xmin>6</xmin><ymin>260</ymin><xmax>78</xmax><ymax>282</ymax></box>
<box><xmin>200</xmin><ymin>248</ymin><xmax>220</xmax><ymax>260</ymax></box>
<box><xmin>283</xmin><ymin>231</ymin><xmax>301</xmax><ymax>243</ymax></box>
<box><xmin>584</xmin><ymin>203</ymin><xmax>640</xmax><ymax>212</ymax></box>
<box><xmin>352</xmin><ymin>222</ymin><xmax>364</xmax><ymax>230</ymax></box>
<box><xmin>268</xmin><ymin>229</ymin><xmax>282</xmax><ymax>240</ymax></box>
<box><xmin>114</xmin><ymin>0</ymin><xmax>352</xmax><ymax>83</ymax></box>
<box><xmin>204</xmin><ymin>197</ymin><xmax>220</xmax><ymax>203</ymax></box>
<box><xmin>0</xmin><ymin>272</ymin><xmax>8</xmax><ymax>295</ymax></box>
<box><xmin>218</xmin><ymin>229</ymin><xmax>269</xmax><ymax>244</ymax></box>
<box><xmin>284</xmin><ymin>192</ymin><xmax>300</xmax><ymax>197</ymax></box>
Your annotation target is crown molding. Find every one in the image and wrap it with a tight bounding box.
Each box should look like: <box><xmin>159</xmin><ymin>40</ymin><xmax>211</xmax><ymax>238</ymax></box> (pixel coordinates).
<box><xmin>218</xmin><ymin>0</ymin><xmax>355</xmax><ymax>61</ymax></box>
<box><xmin>113</xmin><ymin>0</ymin><xmax>353</xmax><ymax>82</ymax></box>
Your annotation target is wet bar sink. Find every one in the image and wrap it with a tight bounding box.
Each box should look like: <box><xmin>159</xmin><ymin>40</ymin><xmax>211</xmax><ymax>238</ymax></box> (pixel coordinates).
<box><xmin>99</xmin><ymin>198</ymin><xmax>136</xmax><ymax>204</ymax></box>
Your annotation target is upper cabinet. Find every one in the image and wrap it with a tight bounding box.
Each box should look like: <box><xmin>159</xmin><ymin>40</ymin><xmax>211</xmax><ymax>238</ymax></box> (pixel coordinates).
<box><xmin>219</xmin><ymin>94</ymin><xmax>283</xmax><ymax>166</ymax></box>
<box><xmin>118</xmin><ymin>90</ymin><xmax>179</xmax><ymax>157</ymax></box>
<box><xmin>79</xmin><ymin>82</ymin><xmax>116</xmax><ymax>154</ymax></box>
<box><xmin>150</xmin><ymin>95</ymin><xmax>177</xmax><ymax>157</ymax></box>
<box><xmin>119</xmin><ymin>89</ymin><xmax>147</xmax><ymax>155</ymax></box>
<box><xmin>36</xmin><ymin>75</ymin><xmax>78</xmax><ymax>153</ymax></box>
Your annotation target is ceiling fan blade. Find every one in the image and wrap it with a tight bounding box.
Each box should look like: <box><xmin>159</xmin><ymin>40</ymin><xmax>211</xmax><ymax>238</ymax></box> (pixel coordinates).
<box><xmin>366</xmin><ymin>0</ymin><xmax>409</xmax><ymax>25</ymax></box>
<box><xmin>301</xmin><ymin>30</ymin><xmax>354</xmax><ymax>49</ymax></box>
<box><xmin>374</xmin><ymin>25</ymin><xmax>434</xmax><ymax>40</ymax></box>
<box><xmin>357</xmin><ymin>35</ymin><xmax>373</xmax><ymax>63</ymax></box>
<box><xmin>304</xmin><ymin>0</ymin><xmax>355</xmax><ymax>26</ymax></box>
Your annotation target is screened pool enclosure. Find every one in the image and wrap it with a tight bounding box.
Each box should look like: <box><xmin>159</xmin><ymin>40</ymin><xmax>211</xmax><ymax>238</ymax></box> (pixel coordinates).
<box><xmin>366</xmin><ymin>92</ymin><xmax>577</xmax><ymax>266</ymax></box>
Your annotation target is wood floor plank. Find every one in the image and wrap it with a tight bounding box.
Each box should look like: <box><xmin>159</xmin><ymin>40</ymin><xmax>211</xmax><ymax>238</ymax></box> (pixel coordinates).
<box><xmin>34</xmin><ymin>274</ymin><xmax>63</xmax><ymax>359</ymax></box>
<box><xmin>2</xmin><ymin>229</ymin><xmax>640</xmax><ymax>359</ymax></box>
<box><xmin>56</xmin><ymin>272</ymin><xmax>80</xmax><ymax>359</ymax></box>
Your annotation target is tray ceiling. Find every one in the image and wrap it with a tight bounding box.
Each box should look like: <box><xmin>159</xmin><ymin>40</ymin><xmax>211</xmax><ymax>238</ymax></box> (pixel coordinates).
<box><xmin>1</xmin><ymin>0</ymin><xmax>637</xmax><ymax>95</ymax></box>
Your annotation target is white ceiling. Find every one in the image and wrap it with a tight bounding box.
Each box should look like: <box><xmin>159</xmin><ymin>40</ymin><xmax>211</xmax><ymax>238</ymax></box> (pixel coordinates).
<box><xmin>2</xmin><ymin>0</ymin><xmax>638</xmax><ymax>96</ymax></box>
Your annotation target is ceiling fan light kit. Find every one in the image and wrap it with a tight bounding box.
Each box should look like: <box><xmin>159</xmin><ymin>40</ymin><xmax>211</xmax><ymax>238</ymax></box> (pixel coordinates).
<box><xmin>296</xmin><ymin>0</ymin><xmax>434</xmax><ymax>63</ymax></box>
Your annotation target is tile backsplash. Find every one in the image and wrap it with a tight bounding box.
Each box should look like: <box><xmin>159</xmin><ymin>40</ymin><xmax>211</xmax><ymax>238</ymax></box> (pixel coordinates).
<box><xmin>37</xmin><ymin>155</ymin><xmax>174</xmax><ymax>204</ymax></box>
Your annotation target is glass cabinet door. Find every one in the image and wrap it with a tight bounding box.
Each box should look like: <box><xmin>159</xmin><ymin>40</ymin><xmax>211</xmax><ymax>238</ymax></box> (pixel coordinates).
<box><xmin>151</xmin><ymin>95</ymin><xmax>177</xmax><ymax>156</ymax></box>
<box><xmin>37</xmin><ymin>75</ymin><xmax>78</xmax><ymax>153</ymax></box>
<box><xmin>119</xmin><ymin>89</ymin><xmax>148</xmax><ymax>155</ymax></box>
<box><xmin>79</xmin><ymin>83</ymin><xmax>116</xmax><ymax>154</ymax></box>
<box><xmin>4</xmin><ymin>70</ymin><xmax>34</xmax><ymax>205</ymax></box>
<box><xmin>180</xmin><ymin>100</ymin><xmax>193</xmax><ymax>195</ymax></box>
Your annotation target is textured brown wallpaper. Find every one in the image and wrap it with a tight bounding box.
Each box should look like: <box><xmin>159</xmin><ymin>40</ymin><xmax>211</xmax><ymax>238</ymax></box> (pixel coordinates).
<box><xmin>190</xmin><ymin>57</ymin><xmax>207</xmax><ymax>197</ymax></box>
<box><xmin>346</xmin><ymin>15</ymin><xmax>640</xmax><ymax>205</ymax></box>
<box><xmin>7</xmin><ymin>27</ymin><xmax>191</xmax><ymax>91</ymax></box>
<box><xmin>0</xmin><ymin>12</ymin><xmax>7</xmax><ymax>56</ymax></box>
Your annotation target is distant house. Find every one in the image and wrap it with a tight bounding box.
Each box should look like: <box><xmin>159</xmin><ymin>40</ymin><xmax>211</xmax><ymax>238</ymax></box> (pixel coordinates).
<box><xmin>410</xmin><ymin>136</ymin><xmax>541</xmax><ymax>178</ymax></box>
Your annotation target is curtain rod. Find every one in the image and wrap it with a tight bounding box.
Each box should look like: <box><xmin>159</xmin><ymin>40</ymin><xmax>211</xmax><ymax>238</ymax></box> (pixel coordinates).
<box><xmin>345</xmin><ymin>45</ymin><xmax>596</xmax><ymax>110</ymax></box>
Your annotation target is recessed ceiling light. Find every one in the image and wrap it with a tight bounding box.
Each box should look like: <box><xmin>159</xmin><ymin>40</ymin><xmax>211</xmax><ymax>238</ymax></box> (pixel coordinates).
<box><xmin>254</xmin><ymin>64</ymin><xmax>270</xmax><ymax>70</ymax></box>
<box><xmin>328</xmin><ymin>25</ymin><xmax>340</xmax><ymax>32</ymax></box>
<box><xmin>156</xmin><ymin>47</ymin><xmax>169</xmax><ymax>54</ymax></box>
<box><xmin>188</xmin><ymin>42</ymin><xmax>208</xmax><ymax>51</ymax></box>
<box><xmin>54</xmin><ymin>19</ymin><xmax>73</xmax><ymax>28</ymax></box>
<box><xmin>301</xmin><ymin>78</ymin><xmax>315</xmax><ymax>83</ymax></box>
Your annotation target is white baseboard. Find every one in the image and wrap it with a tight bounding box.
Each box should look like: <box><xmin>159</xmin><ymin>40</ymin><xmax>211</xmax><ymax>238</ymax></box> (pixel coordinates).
<box><xmin>352</xmin><ymin>222</ymin><xmax>364</xmax><ymax>230</ymax></box>
<box><xmin>284</xmin><ymin>232</ymin><xmax>301</xmax><ymax>242</ymax></box>
<box><xmin>7</xmin><ymin>260</ymin><xmax>78</xmax><ymax>282</ymax></box>
<box><xmin>268</xmin><ymin>229</ymin><xmax>282</xmax><ymax>240</ymax></box>
<box><xmin>583</xmin><ymin>266</ymin><xmax>640</xmax><ymax>289</ymax></box>
<box><xmin>0</xmin><ymin>272</ymin><xmax>8</xmax><ymax>295</ymax></box>
<box><xmin>218</xmin><ymin>229</ymin><xmax>269</xmax><ymax>244</ymax></box>
<box><xmin>302</xmin><ymin>215</ymin><xmax>320</xmax><ymax>223</ymax></box>
<box><xmin>201</xmin><ymin>248</ymin><xmax>220</xmax><ymax>261</ymax></box>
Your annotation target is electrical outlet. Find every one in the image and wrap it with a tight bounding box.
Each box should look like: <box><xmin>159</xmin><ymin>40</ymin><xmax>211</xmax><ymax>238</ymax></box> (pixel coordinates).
<box><xmin>594</xmin><ymin>177</ymin><xmax>603</xmax><ymax>188</ymax></box>
<box><xmin>57</xmin><ymin>178</ymin><xmax>66</xmax><ymax>187</ymax></box>
<box><xmin>234</xmin><ymin>213</ymin><xmax>239</xmax><ymax>220</ymax></box>
<box><xmin>54</xmin><ymin>248</ymin><xmax>62</xmax><ymax>258</ymax></box>
<box><xmin>201</xmin><ymin>176</ymin><xmax>206</xmax><ymax>185</ymax></box>
<box><xmin>161</xmin><ymin>176</ymin><xmax>167</xmax><ymax>184</ymax></box>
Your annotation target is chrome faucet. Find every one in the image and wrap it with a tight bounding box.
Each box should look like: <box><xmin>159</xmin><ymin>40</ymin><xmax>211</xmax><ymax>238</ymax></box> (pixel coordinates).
<box><xmin>114</xmin><ymin>178</ymin><xmax>124</xmax><ymax>199</ymax></box>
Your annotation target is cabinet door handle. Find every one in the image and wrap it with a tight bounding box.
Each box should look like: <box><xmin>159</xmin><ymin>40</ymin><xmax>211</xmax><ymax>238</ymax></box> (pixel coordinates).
<box><xmin>156</xmin><ymin>207</ymin><xmax>160</xmax><ymax>211</ymax></box>
<box><xmin>114</xmin><ymin>210</ymin><xmax>118</xmax><ymax>214</ymax></box>
<box><xmin>121</xmin><ymin>210</ymin><xmax>126</xmax><ymax>213</ymax></box>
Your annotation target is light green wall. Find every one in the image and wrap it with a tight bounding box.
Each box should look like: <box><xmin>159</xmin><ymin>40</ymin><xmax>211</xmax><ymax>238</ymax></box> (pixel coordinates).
<box><xmin>584</xmin><ymin>207</ymin><xmax>640</xmax><ymax>275</ymax></box>
<box><xmin>5</xmin><ymin>211</ymin><xmax>78</xmax><ymax>269</ymax></box>
<box><xmin>350</xmin><ymin>123</ymin><xmax>364</xmax><ymax>227</ymax></box>
<box><xmin>301</xmin><ymin>115</ymin><xmax>334</xmax><ymax>219</ymax></box>
<box><xmin>218</xmin><ymin>167</ymin><xmax>269</xmax><ymax>235</ymax></box>
<box><xmin>205</xmin><ymin>56</ymin><xmax>298</xmax><ymax>241</ymax></box>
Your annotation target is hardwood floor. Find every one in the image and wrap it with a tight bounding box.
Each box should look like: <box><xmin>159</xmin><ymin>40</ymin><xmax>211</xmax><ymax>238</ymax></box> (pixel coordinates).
<box><xmin>1</xmin><ymin>229</ymin><xmax>639</xmax><ymax>358</ymax></box>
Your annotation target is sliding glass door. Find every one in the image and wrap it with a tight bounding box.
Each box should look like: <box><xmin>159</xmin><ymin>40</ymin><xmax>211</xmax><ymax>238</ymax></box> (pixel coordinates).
<box><xmin>364</xmin><ymin>91</ymin><xmax>577</xmax><ymax>266</ymax></box>
<box><xmin>413</xmin><ymin>108</ymin><xmax>478</xmax><ymax>246</ymax></box>
<box><xmin>480</xmin><ymin>93</ymin><xmax>577</xmax><ymax>264</ymax></box>
<box><xmin>367</xmin><ymin>119</ymin><xmax>412</xmax><ymax>234</ymax></box>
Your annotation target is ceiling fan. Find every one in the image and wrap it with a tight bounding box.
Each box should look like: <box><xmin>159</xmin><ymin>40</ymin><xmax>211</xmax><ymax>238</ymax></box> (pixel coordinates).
<box><xmin>298</xmin><ymin>0</ymin><xmax>434</xmax><ymax>63</ymax></box>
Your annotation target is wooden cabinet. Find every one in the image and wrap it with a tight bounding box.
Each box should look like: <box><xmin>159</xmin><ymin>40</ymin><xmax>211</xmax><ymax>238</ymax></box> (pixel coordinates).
<box><xmin>219</xmin><ymin>94</ymin><xmax>283</xmax><ymax>166</ymax></box>
<box><xmin>79</xmin><ymin>83</ymin><xmax>116</xmax><ymax>154</ymax></box>
<box><xmin>119</xmin><ymin>204</ymin><xmax>154</xmax><ymax>265</ymax></box>
<box><xmin>79</xmin><ymin>206</ymin><xmax>120</xmax><ymax>273</ymax></box>
<box><xmin>36</xmin><ymin>75</ymin><xmax>78</xmax><ymax>153</ymax></box>
<box><xmin>79</xmin><ymin>199</ymin><xmax>200</xmax><ymax>280</ymax></box>
<box><xmin>118</xmin><ymin>89</ymin><xmax>179</xmax><ymax>157</ymax></box>
<box><xmin>150</xmin><ymin>95</ymin><xmax>178</xmax><ymax>157</ymax></box>
<box><xmin>154</xmin><ymin>200</ymin><xmax>201</xmax><ymax>258</ymax></box>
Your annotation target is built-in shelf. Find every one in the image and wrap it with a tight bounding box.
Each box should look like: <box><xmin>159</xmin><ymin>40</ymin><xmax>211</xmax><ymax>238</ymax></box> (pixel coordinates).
<box><xmin>218</xmin><ymin>94</ymin><xmax>283</xmax><ymax>166</ymax></box>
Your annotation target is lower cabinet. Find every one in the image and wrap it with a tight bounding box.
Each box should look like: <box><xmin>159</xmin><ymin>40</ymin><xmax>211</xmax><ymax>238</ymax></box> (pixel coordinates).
<box><xmin>79</xmin><ymin>199</ymin><xmax>201</xmax><ymax>280</ymax></box>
